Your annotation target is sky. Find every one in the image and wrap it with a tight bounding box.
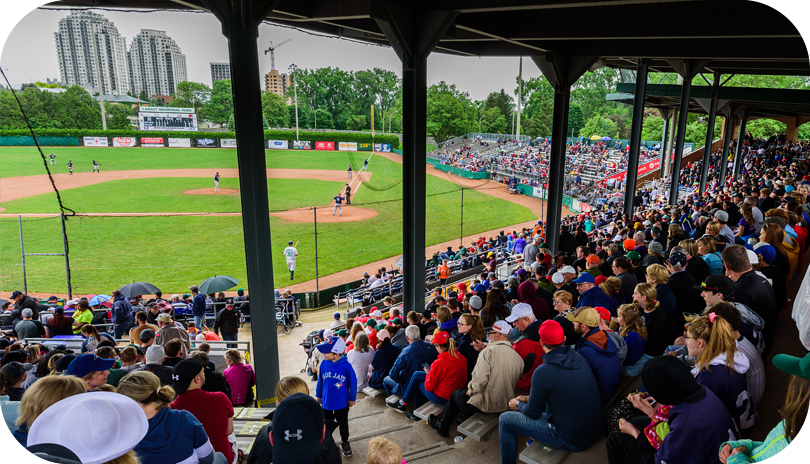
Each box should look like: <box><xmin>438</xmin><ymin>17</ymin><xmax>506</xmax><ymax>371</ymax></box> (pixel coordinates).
<box><xmin>0</xmin><ymin>5</ymin><xmax>541</xmax><ymax>102</ymax></box>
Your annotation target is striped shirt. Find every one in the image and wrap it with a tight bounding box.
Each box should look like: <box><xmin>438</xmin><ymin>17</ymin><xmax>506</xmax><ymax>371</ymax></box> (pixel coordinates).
<box><xmin>737</xmin><ymin>336</ymin><xmax>765</xmax><ymax>408</ymax></box>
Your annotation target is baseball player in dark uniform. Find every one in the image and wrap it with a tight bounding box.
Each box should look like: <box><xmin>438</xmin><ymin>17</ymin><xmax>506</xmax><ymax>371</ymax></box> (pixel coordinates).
<box><xmin>347</xmin><ymin>165</ymin><xmax>352</xmax><ymax>179</ymax></box>
<box><xmin>214</xmin><ymin>172</ymin><xmax>220</xmax><ymax>193</ymax></box>
<box><xmin>92</xmin><ymin>160</ymin><xmax>100</xmax><ymax>173</ymax></box>
<box><xmin>49</xmin><ymin>154</ymin><xmax>57</xmax><ymax>166</ymax></box>
<box><xmin>333</xmin><ymin>194</ymin><xmax>345</xmax><ymax>216</ymax></box>
<box><xmin>68</xmin><ymin>160</ymin><xmax>73</xmax><ymax>175</ymax></box>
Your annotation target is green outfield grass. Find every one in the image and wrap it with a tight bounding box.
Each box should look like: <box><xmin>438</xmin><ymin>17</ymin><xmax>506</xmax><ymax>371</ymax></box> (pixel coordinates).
<box><xmin>0</xmin><ymin>148</ymin><xmax>536</xmax><ymax>292</ymax></box>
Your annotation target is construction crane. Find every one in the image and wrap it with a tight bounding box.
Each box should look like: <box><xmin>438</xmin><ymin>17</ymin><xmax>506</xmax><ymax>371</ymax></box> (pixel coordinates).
<box><xmin>264</xmin><ymin>39</ymin><xmax>291</xmax><ymax>71</ymax></box>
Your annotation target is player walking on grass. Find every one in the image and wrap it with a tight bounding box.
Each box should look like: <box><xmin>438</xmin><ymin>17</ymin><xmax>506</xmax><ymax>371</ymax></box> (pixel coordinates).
<box><xmin>284</xmin><ymin>240</ymin><xmax>298</xmax><ymax>280</ymax></box>
<box><xmin>68</xmin><ymin>160</ymin><xmax>73</xmax><ymax>175</ymax></box>
<box><xmin>214</xmin><ymin>172</ymin><xmax>220</xmax><ymax>193</ymax></box>
<box><xmin>49</xmin><ymin>154</ymin><xmax>56</xmax><ymax>166</ymax></box>
<box><xmin>347</xmin><ymin>164</ymin><xmax>352</xmax><ymax>179</ymax></box>
<box><xmin>333</xmin><ymin>194</ymin><xmax>345</xmax><ymax>216</ymax></box>
<box><xmin>92</xmin><ymin>159</ymin><xmax>100</xmax><ymax>173</ymax></box>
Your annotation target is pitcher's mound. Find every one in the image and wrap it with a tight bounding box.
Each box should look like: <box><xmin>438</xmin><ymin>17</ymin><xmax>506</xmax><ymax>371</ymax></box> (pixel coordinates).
<box><xmin>183</xmin><ymin>188</ymin><xmax>240</xmax><ymax>196</ymax></box>
<box><xmin>271</xmin><ymin>206</ymin><xmax>377</xmax><ymax>223</ymax></box>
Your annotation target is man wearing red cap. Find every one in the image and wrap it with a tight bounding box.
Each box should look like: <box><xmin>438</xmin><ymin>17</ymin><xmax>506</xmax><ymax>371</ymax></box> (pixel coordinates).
<box><xmin>498</xmin><ymin>320</ymin><xmax>604</xmax><ymax>462</ymax></box>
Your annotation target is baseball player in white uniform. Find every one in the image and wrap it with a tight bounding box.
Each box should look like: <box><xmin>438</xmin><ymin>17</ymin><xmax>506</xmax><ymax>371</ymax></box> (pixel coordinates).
<box><xmin>284</xmin><ymin>240</ymin><xmax>298</xmax><ymax>280</ymax></box>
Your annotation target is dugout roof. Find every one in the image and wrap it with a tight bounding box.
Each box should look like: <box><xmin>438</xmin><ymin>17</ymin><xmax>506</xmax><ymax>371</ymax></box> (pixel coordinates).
<box><xmin>49</xmin><ymin>0</ymin><xmax>809</xmax><ymax>77</ymax></box>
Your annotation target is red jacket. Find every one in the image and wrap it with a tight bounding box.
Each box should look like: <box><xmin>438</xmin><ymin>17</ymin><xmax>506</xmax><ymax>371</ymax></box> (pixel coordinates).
<box><xmin>513</xmin><ymin>338</ymin><xmax>543</xmax><ymax>391</ymax></box>
<box><xmin>424</xmin><ymin>351</ymin><xmax>468</xmax><ymax>400</ymax></box>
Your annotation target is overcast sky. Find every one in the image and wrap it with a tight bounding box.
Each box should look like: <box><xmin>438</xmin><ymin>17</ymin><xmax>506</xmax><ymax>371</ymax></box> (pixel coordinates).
<box><xmin>0</xmin><ymin>1</ymin><xmax>808</xmax><ymax>102</ymax></box>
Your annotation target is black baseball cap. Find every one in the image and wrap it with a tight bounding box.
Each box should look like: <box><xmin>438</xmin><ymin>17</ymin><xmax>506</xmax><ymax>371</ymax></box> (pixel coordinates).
<box><xmin>272</xmin><ymin>393</ymin><xmax>324</xmax><ymax>464</ymax></box>
<box><xmin>54</xmin><ymin>355</ymin><xmax>77</xmax><ymax>373</ymax></box>
<box><xmin>171</xmin><ymin>359</ymin><xmax>204</xmax><ymax>395</ymax></box>
<box><xmin>693</xmin><ymin>274</ymin><xmax>735</xmax><ymax>296</ymax></box>
<box><xmin>139</xmin><ymin>329</ymin><xmax>155</xmax><ymax>342</ymax></box>
<box><xmin>11</xmin><ymin>291</ymin><xmax>23</xmax><ymax>298</ymax></box>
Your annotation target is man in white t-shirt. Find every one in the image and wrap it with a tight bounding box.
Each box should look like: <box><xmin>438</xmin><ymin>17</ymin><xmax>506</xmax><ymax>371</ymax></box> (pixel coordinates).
<box><xmin>283</xmin><ymin>240</ymin><xmax>298</xmax><ymax>280</ymax></box>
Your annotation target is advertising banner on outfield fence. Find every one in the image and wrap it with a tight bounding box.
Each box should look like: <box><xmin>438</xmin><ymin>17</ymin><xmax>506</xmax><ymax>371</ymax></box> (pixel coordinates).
<box><xmin>83</xmin><ymin>136</ymin><xmax>108</xmax><ymax>147</ymax></box>
<box><xmin>532</xmin><ymin>187</ymin><xmax>547</xmax><ymax>199</ymax></box>
<box><xmin>168</xmin><ymin>138</ymin><xmax>191</xmax><ymax>148</ymax></box>
<box><xmin>381</xmin><ymin>143</ymin><xmax>391</xmax><ymax>152</ymax></box>
<box><xmin>315</xmin><ymin>141</ymin><xmax>335</xmax><ymax>150</ymax></box>
<box><xmin>338</xmin><ymin>141</ymin><xmax>358</xmax><ymax>151</ymax></box>
<box><xmin>292</xmin><ymin>140</ymin><xmax>311</xmax><ymax>150</ymax></box>
<box><xmin>358</xmin><ymin>142</ymin><xmax>373</xmax><ymax>151</ymax></box>
<box><xmin>112</xmin><ymin>137</ymin><xmax>137</xmax><ymax>147</ymax></box>
<box><xmin>597</xmin><ymin>157</ymin><xmax>661</xmax><ymax>187</ymax></box>
<box><xmin>140</xmin><ymin>137</ymin><xmax>165</xmax><ymax>147</ymax></box>
<box><xmin>374</xmin><ymin>143</ymin><xmax>382</xmax><ymax>152</ymax></box>
<box><xmin>267</xmin><ymin>140</ymin><xmax>289</xmax><ymax>149</ymax></box>
<box><xmin>196</xmin><ymin>138</ymin><xmax>217</xmax><ymax>148</ymax></box>
<box><xmin>220</xmin><ymin>139</ymin><xmax>237</xmax><ymax>148</ymax></box>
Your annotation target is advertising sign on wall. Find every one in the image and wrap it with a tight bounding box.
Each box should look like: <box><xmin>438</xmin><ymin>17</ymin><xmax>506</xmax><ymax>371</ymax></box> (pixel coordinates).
<box><xmin>598</xmin><ymin>158</ymin><xmax>662</xmax><ymax>187</ymax></box>
<box><xmin>374</xmin><ymin>143</ymin><xmax>382</xmax><ymax>152</ymax></box>
<box><xmin>267</xmin><ymin>140</ymin><xmax>289</xmax><ymax>149</ymax></box>
<box><xmin>140</xmin><ymin>137</ymin><xmax>165</xmax><ymax>147</ymax></box>
<box><xmin>83</xmin><ymin>136</ymin><xmax>108</xmax><ymax>147</ymax></box>
<box><xmin>138</xmin><ymin>106</ymin><xmax>197</xmax><ymax>131</ymax></box>
<box><xmin>381</xmin><ymin>143</ymin><xmax>391</xmax><ymax>152</ymax></box>
<box><xmin>532</xmin><ymin>187</ymin><xmax>547</xmax><ymax>199</ymax></box>
<box><xmin>168</xmin><ymin>138</ymin><xmax>191</xmax><ymax>148</ymax></box>
<box><xmin>196</xmin><ymin>138</ymin><xmax>217</xmax><ymax>148</ymax></box>
<box><xmin>220</xmin><ymin>139</ymin><xmax>237</xmax><ymax>148</ymax></box>
<box><xmin>315</xmin><ymin>141</ymin><xmax>335</xmax><ymax>150</ymax></box>
<box><xmin>292</xmin><ymin>140</ymin><xmax>311</xmax><ymax>150</ymax></box>
<box><xmin>358</xmin><ymin>142</ymin><xmax>373</xmax><ymax>152</ymax></box>
<box><xmin>338</xmin><ymin>141</ymin><xmax>358</xmax><ymax>151</ymax></box>
<box><xmin>112</xmin><ymin>137</ymin><xmax>137</xmax><ymax>147</ymax></box>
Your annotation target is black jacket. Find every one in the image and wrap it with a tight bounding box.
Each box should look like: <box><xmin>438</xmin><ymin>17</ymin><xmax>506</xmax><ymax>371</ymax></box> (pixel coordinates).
<box><xmin>686</xmin><ymin>256</ymin><xmax>711</xmax><ymax>286</ymax></box>
<box><xmin>145</xmin><ymin>364</ymin><xmax>174</xmax><ymax>386</ymax></box>
<box><xmin>734</xmin><ymin>270</ymin><xmax>777</xmax><ymax>355</ymax></box>
<box><xmin>11</xmin><ymin>296</ymin><xmax>39</xmax><ymax>324</ymax></box>
<box><xmin>214</xmin><ymin>307</ymin><xmax>241</xmax><ymax>336</ymax></box>
<box><xmin>201</xmin><ymin>366</ymin><xmax>231</xmax><ymax>399</ymax></box>
<box><xmin>247</xmin><ymin>414</ymin><xmax>341</xmax><ymax>464</ymax></box>
<box><xmin>667</xmin><ymin>270</ymin><xmax>699</xmax><ymax>329</ymax></box>
<box><xmin>558</xmin><ymin>231</ymin><xmax>578</xmax><ymax>256</ymax></box>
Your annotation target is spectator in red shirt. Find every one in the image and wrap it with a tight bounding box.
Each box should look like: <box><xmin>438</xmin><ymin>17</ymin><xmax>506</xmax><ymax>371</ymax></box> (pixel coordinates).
<box><xmin>169</xmin><ymin>359</ymin><xmax>236</xmax><ymax>463</ymax></box>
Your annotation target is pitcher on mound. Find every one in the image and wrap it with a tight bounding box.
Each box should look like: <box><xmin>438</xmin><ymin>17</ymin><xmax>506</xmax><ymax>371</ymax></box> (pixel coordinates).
<box><xmin>284</xmin><ymin>240</ymin><xmax>298</xmax><ymax>280</ymax></box>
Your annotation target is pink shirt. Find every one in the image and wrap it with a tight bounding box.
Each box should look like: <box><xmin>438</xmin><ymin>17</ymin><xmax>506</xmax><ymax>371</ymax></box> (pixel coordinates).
<box><xmin>223</xmin><ymin>363</ymin><xmax>254</xmax><ymax>404</ymax></box>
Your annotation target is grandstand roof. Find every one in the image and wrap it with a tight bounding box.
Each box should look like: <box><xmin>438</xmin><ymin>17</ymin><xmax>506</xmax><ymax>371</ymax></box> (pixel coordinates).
<box><xmin>49</xmin><ymin>0</ymin><xmax>809</xmax><ymax>76</ymax></box>
<box><xmin>608</xmin><ymin>83</ymin><xmax>810</xmax><ymax>120</ymax></box>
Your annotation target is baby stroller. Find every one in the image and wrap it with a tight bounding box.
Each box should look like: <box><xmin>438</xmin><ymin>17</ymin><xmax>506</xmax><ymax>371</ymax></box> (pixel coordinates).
<box><xmin>276</xmin><ymin>301</ymin><xmax>297</xmax><ymax>334</ymax></box>
<box><xmin>300</xmin><ymin>330</ymin><xmax>322</xmax><ymax>379</ymax></box>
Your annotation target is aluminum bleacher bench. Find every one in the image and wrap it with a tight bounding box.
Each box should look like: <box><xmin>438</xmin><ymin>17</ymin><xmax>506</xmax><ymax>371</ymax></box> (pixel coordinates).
<box><xmin>362</xmin><ymin>387</ymin><xmax>385</xmax><ymax>398</ymax></box>
<box><xmin>235</xmin><ymin>420</ymin><xmax>268</xmax><ymax>437</ymax></box>
<box><xmin>233</xmin><ymin>407</ymin><xmax>273</xmax><ymax>420</ymax></box>
<box><xmin>234</xmin><ymin>435</ymin><xmax>257</xmax><ymax>458</ymax></box>
<box><xmin>519</xmin><ymin>441</ymin><xmax>569</xmax><ymax>464</ymax></box>
<box><xmin>457</xmin><ymin>412</ymin><xmax>501</xmax><ymax>442</ymax></box>
<box><xmin>413</xmin><ymin>401</ymin><xmax>445</xmax><ymax>421</ymax></box>
<box><xmin>385</xmin><ymin>394</ymin><xmax>402</xmax><ymax>405</ymax></box>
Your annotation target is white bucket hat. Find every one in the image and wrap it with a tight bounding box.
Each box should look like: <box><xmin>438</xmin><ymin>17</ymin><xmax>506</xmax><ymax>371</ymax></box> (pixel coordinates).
<box><xmin>27</xmin><ymin>392</ymin><xmax>148</xmax><ymax>464</ymax></box>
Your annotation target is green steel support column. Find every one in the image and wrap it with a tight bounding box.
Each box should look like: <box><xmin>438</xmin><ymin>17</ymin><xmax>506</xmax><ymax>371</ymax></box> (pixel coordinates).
<box><xmin>624</xmin><ymin>59</ymin><xmax>648</xmax><ymax>217</ymax></box>
<box><xmin>203</xmin><ymin>0</ymin><xmax>281</xmax><ymax>407</ymax></box>
<box><xmin>699</xmin><ymin>73</ymin><xmax>720</xmax><ymax>196</ymax></box>
<box><xmin>718</xmin><ymin>115</ymin><xmax>734</xmax><ymax>187</ymax></box>
<box><xmin>669</xmin><ymin>78</ymin><xmax>692</xmax><ymax>205</ymax></box>
<box><xmin>733</xmin><ymin>112</ymin><xmax>749</xmax><ymax>181</ymax></box>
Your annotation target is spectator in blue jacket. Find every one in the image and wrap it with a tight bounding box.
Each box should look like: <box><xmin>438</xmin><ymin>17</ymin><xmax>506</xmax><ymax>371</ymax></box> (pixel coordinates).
<box><xmin>190</xmin><ymin>285</ymin><xmax>207</xmax><ymax>329</ymax></box>
<box><xmin>383</xmin><ymin>325</ymin><xmax>437</xmax><ymax>397</ymax></box>
<box><xmin>315</xmin><ymin>336</ymin><xmax>357</xmax><ymax>458</ymax></box>
<box><xmin>368</xmin><ymin>330</ymin><xmax>401</xmax><ymax>389</ymax></box>
<box><xmin>606</xmin><ymin>355</ymin><xmax>739</xmax><ymax>464</ymax></box>
<box><xmin>499</xmin><ymin>320</ymin><xmax>604</xmax><ymax>463</ymax></box>
<box><xmin>566</xmin><ymin>307</ymin><xmax>621</xmax><ymax>404</ymax></box>
<box><xmin>574</xmin><ymin>273</ymin><xmax>610</xmax><ymax>309</ymax></box>
<box><xmin>111</xmin><ymin>290</ymin><xmax>135</xmax><ymax>339</ymax></box>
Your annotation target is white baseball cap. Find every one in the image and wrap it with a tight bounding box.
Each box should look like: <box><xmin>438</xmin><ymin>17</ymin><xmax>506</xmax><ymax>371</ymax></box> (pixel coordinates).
<box><xmin>747</xmin><ymin>249</ymin><xmax>760</xmax><ymax>264</ymax></box>
<box><xmin>27</xmin><ymin>392</ymin><xmax>148</xmax><ymax>464</ymax></box>
<box><xmin>490</xmin><ymin>320</ymin><xmax>512</xmax><ymax>335</ymax></box>
<box><xmin>506</xmin><ymin>302</ymin><xmax>534</xmax><ymax>322</ymax></box>
<box><xmin>370</xmin><ymin>310</ymin><xmax>383</xmax><ymax>318</ymax></box>
<box><xmin>551</xmin><ymin>272</ymin><xmax>565</xmax><ymax>284</ymax></box>
<box><xmin>560</xmin><ymin>266</ymin><xmax>576</xmax><ymax>275</ymax></box>
<box><xmin>323</xmin><ymin>329</ymin><xmax>334</xmax><ymax>339</ymax></box>
<box><xmin>316</xmin><ymin>336</ymin><xmax>346</xmax><ymax>354</ymax></box>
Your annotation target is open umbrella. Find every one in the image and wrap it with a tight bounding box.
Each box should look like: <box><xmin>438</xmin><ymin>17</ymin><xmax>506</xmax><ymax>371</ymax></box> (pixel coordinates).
<box><xmin>118</xmin><ymin>282</ymin><xmax>161</xmax><ymax>299</ymax></box>
<box><xmin>198</xmin><ymin>275</ymin><xmax>239</xmax><ymax>295</ymax></box>
<box><xmin>394</xmin><ymin>257</ymin><xmax>403</xmax><ymax>268</ymax></box>
<box><xmin>589</xmin><ymin>135</ymin><xmax>601</xmax><ymax>140</ymax></box>
<box><xmin>89</xmin><ymin>294</ymin><xmax>111</xmax><ymax>306</ymax></box>
<box><xmin>600</xmin><ymin>136</ymin><xmax>613</xmax><ymax>141</ymax></box>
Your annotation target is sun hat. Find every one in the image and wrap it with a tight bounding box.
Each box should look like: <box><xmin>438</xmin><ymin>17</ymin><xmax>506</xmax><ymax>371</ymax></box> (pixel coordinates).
<box><xmin>316</xmin><ymin>336</ymin><xmax>346</xmax><ymax>354</ymax></box>
<box><xmin>506</xmin><ymin>303</ymin><xmax>534</xmax><ymax>323</ymax></box>
<box><xmin>566</xmin><ymin>307</ymin><xmax>601</xmax><ymax>327</ymax></box>
<box><xmin>272</xmin><ymin>393</ymin><xmax>324</xmax><ymax>464</ymax></box>
<box><xmin>490</xmin><ymin>320</ymin><xmax>512</xmax><ymax>336</ymax></box>
<box><xmin>538</xmin><ymin>320</ymin><xmax>565</xmax><ymax>345</ymax></box>
<box><xmin>171</xmin><ymin>359</ymin><xmax>205</xmax><ymax>395</ymax></box>
<box><xmin>773</xmin><ymin>352</ymin><xmax>810</xmax><ymax>380</ymax></box>
<box><xmin>66</xmin><ymin>354</ymin><xmax>115</xmax><ymax>378</ymax></box>
<box><xmin>156</xmin><ymin>313</ymin><xmax>172</xmax><ymax>323</ymax></box>
<box><xmin>27</xmin><ymin>392</ymin><xmax>148</xmax><ymax>464</ymax></box>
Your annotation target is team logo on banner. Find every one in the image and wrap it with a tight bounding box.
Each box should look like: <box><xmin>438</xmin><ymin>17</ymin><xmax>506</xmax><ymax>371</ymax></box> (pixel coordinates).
<box><xmin>292</xmin><ymin>140</ymin><xmax>311</xmax><ymax>150</ymax></box>
<box><xmin>168</xmin><ymin>138</ymin><xmax>191</xmax><ymax>148</ymax></box>
<box><xmin>112</xmin><ymin>137</ymin><xmax>137</xmax><ymax>147</ymax></box>
<box><xmin>140</xmin><ymin>137</ymin><xmax>164</xmax><ymax>147</ymax></box>
<box><xmin>338</xmin><ymin>142</ymin><xmax>358</xmax><ymax>151</ymax></box>
<box><xmin>196</xmin><ymin>138</ymin><xmax>217</xmax><ymax>148</ymax></box>
<box><xmin>374</xmin><ymin>143</ymin><xmax>382</xmax><ymax>152</ymax></box>
<box><xmin>381</xmin><ymin>143</ymin><xmax>391</xmax><ymax>152</ymax></box>
<box><xmin>315</xmin><ymin>141</ymin><xmax>335</xmax><ymax>150</ymax></box>
<box><xmin>83</xmin><ymin>136</ymin><xmax>108</xmax><ymax>147</ymax></box>
<box><xmin>220</xmin><ymin>139</ymin><xmax>237</xmax><ymax>148</ymax></box>
<box><xmin>267</xmin><ymin>140</ymin><xmax>289</xmax><ymax>149</ymax></box>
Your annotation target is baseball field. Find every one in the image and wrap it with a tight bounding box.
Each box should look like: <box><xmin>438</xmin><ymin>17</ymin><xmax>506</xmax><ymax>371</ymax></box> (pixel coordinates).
<box><xmin>0</xmin><ymin>146</ymin><xmax>546</xmax><ymax>296</ymax></box>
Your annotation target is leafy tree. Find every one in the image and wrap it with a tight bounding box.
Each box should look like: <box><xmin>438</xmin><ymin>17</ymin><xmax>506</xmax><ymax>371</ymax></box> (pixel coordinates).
<box><xmin>479</xmin><ymin>107</ymin><xmax>507</xmax><ymax>134</ymax></box>
<box><xmin>581</xmin><ymin>112</ymin><xmax>618</xmax><ymax>139</ymax></box>
<box><xmin>426</xmin><ymin>81</ymin><xmax>475</xmax><ymax>143</ymax></box>
<box><xmin>261</xmin><ymin>92</ymin><xmax>288</xmax><ymax>128</ymax></box>
<box><xmin>641</xmin><ymin>116</ymin><xmax>665</xmax><ymax>142</ymax></box>
<box><xmin>313</xmin><ymin>108</ymin><xmax>334</xmax><ymax>129</ymax></box>
<box><xmin>346</xmin><ymin>115</ymin><xmax>366</xmax><ymax>131</ymax></box>
<box><xmin>799</xmin><ymin>122</ymin><xmax>810</xmax><ymax>140</ymax></box>
<box><xmin>149</xmin><ymin>97</ymin><xmax>165</xmax><ymax>107</ymax></box>
<box><xmin>170</xmin><ymin>81</ymin><xmax>211</xmax><ymax>112</ymax></box>
<box><xmin>227</xmin><ymin>112</ymin><xmax>270</xmax><ymax>130</ymax></box>
<box><xmin>204</xmin><ymin>80</ymin><xmax>234</xmax><ymax>126</ymax></box>
<box><xmin>483</xmin><ymin>90</ymin><xmax>514</xmax><ymax>127</ymax></box>
<box><xmin>104</xmin><ymin>102</ymin><xmax>133</xmax><ymax>130</ymax></box>
<box><xmin>746</xmin><ymin>118</ymin><xmax>786</xmax><ymax>139</ymax></box>
<box><xmin>138</xmin><ymin>89</ymin><xmax>149</xmax><ymax>102</ymax></box>
<box><xmin>568</xmin><ymin>104</ymin><xmax>585</xmax><ymax>138</ymax></box>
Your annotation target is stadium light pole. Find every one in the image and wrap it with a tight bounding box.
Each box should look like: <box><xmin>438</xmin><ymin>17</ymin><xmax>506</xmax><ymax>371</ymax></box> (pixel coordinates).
<box><xmin>289</xmin><ymin>63</ymin><xmax>299</xmax><ymax>140</ymax></box>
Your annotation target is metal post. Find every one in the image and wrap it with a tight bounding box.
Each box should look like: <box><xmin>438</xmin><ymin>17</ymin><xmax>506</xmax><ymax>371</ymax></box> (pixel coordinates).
<box><xmin>203</xmin><ymin>0</ymin><xmax>281</xmax><ymax>408</ymax></box>
<box><xmin>669</xmin><ymin>78</ymin><xmax>693</xmax><ymax>205</ymax></box>
<box><xmin>663</xmin><ymin>109</ymin><xmax>677</xmax><ymax>178</ymax></box>
<box><xmin>718</xmin><ymin>116</ymin><xmax>734</xmax><ymax>187</ymax></box>
<box><xmin>733</xmin><ymin>113</ymin><xmax>748</xmax><ymax>181</ymax></box>
<box><xmin>624</xmin><ymin>59</ymin><xmax>648</xmax><ymax>217</ymax></box>
<box><xmin>517</xmin><ymin>56</ymin><xmax>523</xmax><ymax>139</ymax></box>
<box><xmin>699</xmin><ymin>74</ymin><xmax>720</xmax><ymax>197</ymax></box>
<box><xmin>660</xmin><ymin>109</ymin><xmax>669</xmax><ymax>162</ymax></box>
<box><xmin>290</xmin><ymin>64</ymin><xmax>300</xmax><ymax>140</ymax></box>
<box><xmin>61</xmin><ymin>213</ymin><xmax>73</xmax><ymax>300</ymax></box>
<box><xmin>546</xmin><ymin>88</ymin><xmax>571</xmax><ymax>253</ymax></box>
<box><xmin>460</xmin><ymin>188</ymin><xmax>464</xmax><ymax>247</ymax></box>
<box><xmin>314</xmin><ymin>206</ymin><xmax>319</xmax><ymax>293</ymax></box>
<box><xmin>19</xmin><ymin>215</ymin><xmax>27</xmax><ymax>294</ymax></box>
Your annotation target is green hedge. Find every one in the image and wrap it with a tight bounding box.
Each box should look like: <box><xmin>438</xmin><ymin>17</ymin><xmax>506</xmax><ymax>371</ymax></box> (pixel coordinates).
<box><xmin>0</xmin><ymin>129</ymin><xmax>400</xmax><ymax>149</ymax></box>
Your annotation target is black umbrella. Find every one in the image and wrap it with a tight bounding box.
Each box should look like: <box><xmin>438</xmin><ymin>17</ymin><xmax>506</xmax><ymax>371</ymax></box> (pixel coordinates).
<box><xmin>118</xmin><ymin>282</ymin><xmax>161</xmax><ymax>298</ymax></box>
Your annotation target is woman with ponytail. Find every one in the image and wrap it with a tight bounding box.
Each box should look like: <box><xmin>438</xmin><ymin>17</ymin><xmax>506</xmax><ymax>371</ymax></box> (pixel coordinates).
<box><xmin>387</xmin><ymin>331</ymin><xmax>467</xmax><ymax>421</ymax></box>
<box><xmin>616</xmin><ymin>304</ymin><xmax>649</xmax><ymax>377</ymax></box>
<box><xmin>456</xmin><ymin>313</ymin><xmax>485</xmax><ymax>377</ymax></box>
<box><xmin>633</xmin><ymin>283</ymin><xmax>669</xmax><ymax>357</ymax></box>
<box><xmin>687</xmin><ymin>313</ymin><xmax>755</xmax><ymax>438</ymax></box>
<box><xmin>118</xmin><ymin>371</ymin><xmax>225</xmax><ymax>464</ymax></box>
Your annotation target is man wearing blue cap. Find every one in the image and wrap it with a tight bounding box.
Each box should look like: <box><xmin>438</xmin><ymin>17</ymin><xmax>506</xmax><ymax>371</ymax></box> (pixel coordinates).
<box><xmin>573</xmin><ymin>273</ymin><xmax>609</xmax><ymax>309</ymax></box>
<box><xmin>329</xmin><ymin>312</ymin><xmax>344</xmax><ymax>331</ymax></box>
<box><xmin>66</xmin><ymin>353</ymin><xmax>115</xmax><ymax>391</ymax></box>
